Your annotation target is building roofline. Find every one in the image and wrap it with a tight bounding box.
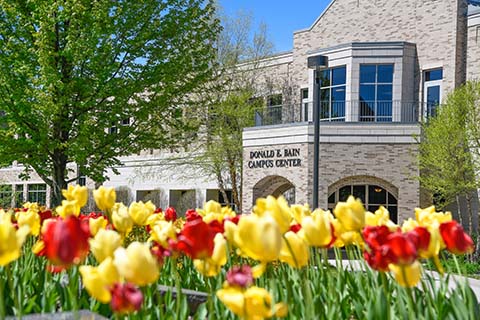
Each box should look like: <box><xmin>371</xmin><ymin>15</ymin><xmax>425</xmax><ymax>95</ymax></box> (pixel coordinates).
<box><xmin>294</xmin><ymin>0</ymin><xmax>336</xmax><ymax>34</ymax></box>
<box><xmin>306</xmin><ymin>41</ymin><xmax>416</xmax><ymax>56</ymax></box>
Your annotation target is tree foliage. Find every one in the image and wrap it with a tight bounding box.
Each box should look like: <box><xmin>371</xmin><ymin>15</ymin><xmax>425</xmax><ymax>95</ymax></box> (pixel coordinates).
<box><xmin>418</xmin><ymin>81</ymin><xmax>480</xmax><ymax>234</ymax></box>
<box><xmin>195</xmin><ymin>9</ymin><xmax>274</xmax><ymax>212</ymax></box>
<box><xmin>0</xmin><ymin>0</ymin><xmax>220</xmax><ymax>205</ymax></box>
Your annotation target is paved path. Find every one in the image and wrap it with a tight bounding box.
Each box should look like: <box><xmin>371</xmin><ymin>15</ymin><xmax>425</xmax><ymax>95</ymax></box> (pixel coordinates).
<box><xmin>328</xmin><ymin>259</ymin><xmax>480</xmax><ymax>300</ymax></box>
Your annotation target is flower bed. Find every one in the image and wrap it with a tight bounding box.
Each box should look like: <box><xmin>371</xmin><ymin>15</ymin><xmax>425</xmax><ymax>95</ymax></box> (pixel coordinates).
<box><xmin>0</xmin><ymin>185</ymin><xmax>477</xmax><ymax>319</ymax></box>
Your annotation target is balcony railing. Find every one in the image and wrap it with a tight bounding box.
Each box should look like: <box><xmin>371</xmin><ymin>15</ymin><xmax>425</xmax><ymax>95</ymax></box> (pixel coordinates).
<box><xmin>254</xmin><ymin>101</ymin><xmax>426</xmax><ymax>126</ymax></box>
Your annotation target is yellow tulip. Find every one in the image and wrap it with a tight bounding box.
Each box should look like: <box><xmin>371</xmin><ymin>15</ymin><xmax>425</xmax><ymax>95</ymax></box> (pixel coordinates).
<box><xmin>332</xmin><ymin>219</ymin><xmax>364</xmax><ymax>247</ymax></box>
<box><xmin>290</xmin><ymin>203</ymin><xmax>311</xmax><ymax>224</ymax></box>
<box><xmin>254</xmin><ymin>196</ymin><xmax>292</xmax><ymax>234</ymax></box>
<box><xmin>280</xmin><ymin>231</ymin><xmax>309</xmax><ymax>268</ymax></box>
<box><xmin>389</xmin><ymin>261</ymin><xmax>422</xmax><ymax>288</ymax></box>
<box><xmin>89</xmin><ymin>216</ymin><xmax>108</xmax><ymax>236</ymax></box>
<box><xmin>111</xmin><ymin>203</ymin><xmax>134</xmax><ymax>235</ymax></box>
<box><xmin>216</xmin><ymin>285</ymin><xmax>287</xmax><ymax>320</ymax></box>
<box><xmin>79</xmin><ymin>257</ymin><xmax>120</xmax><ymax>303</ymax></box>
<box><xmin>15</xmin><ymin>209</ymin><xmax>41</xmax><ymax>236</ymax></box>
<box><xmin>114</xmin><ymin>242</ymin><xmax>159</xmax><ymax>286</ymax></box>
<box><xmin>415</xmin><ymin>206</ymin><xmax>452</xmax><ymax>227</ymax></box>
<box><xmin>198</xmin><ymin>200</ymin><xmax>236</xmax><ymax>224</ymax></box>
<box><xmin>148</xmin><ymin>220</ymin><xmax>177</xmax><ymax>248</ymax></box>
<box><xmin>333</xmin><ymin>196</ymin><xmax>366</xmax><ymax>232</ymax></box>
<box><xmin>300</xmin><ymin>209</ymin><xmax>334</xmax><ymax>247</ymax></box>
<box><xmin>62</xmin><ymin>185</ymin><xmax>88</xmax><ymax>208</ymax></box>
<box><xmin>93</xmin><ymin>186</ymin><xmax>116</xmax><ymax>212</ymax></box>
<box><xmin>231</xmin><ymin>214</ymin><xmax>282</xmax><ymax>262</ymax></box>
<box><xmin>0</xmin><ymin>211</ymin><xmax>30</xmax><ymax>266</ymax></box>
<box><xmin>128</xmin><ymin>201</ymin><xmax>155</xmax><ymax>226</ymax></box>
<box><xmin>194</xmin><ymin>233</ymin><xmax>228</xmax><ymax>276</ymax></box>
<box><xmin>401</xmin><ymin>218</ymin><xmax>419</xmax><ymax>232</ymax></box>
<box><xmin>56</xmin><ymin>200</ymin><xmax>81</xmax><ymax>218</ymax></box>
<box><xmin>89</xmin><ymin>229</ymin><xmax>122</xmax><ymax>263</ymax></box>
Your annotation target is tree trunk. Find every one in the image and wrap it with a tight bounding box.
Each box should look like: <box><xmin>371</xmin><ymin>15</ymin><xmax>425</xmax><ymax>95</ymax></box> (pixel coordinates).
<box><xmin>456</xmin><ymin>194</ymin><xmax>464</xmax><ymax>227</ymax></box>
<box><xmin>215</xmin><ymin>171</ymin><xmax>229</xmax><ymax>209</ymax></box>
<box><xmin>466</xmin><ymin>192</ymin><xmax>474</xmax><ymax>237</ymax></box>
<box><xmin>227</xmin><ymin>157</ymin><xmax>241</xmax><ymax>214</ymax></box>
<box><xmin>51</xmin><ymin>152</ymin><xmax>68</xmax><ymax>207</ymax></box>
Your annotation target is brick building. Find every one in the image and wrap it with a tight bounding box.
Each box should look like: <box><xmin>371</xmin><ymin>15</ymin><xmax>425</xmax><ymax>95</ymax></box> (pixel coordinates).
<box><xmin>242</xmin><ymin>0</ymin><xmax>480</xmax><ymax>223</ymax></box>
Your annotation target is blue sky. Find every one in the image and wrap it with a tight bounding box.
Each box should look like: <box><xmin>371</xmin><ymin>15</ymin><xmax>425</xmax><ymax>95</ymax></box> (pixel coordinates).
<box><xmin>219</xmin><ymin>0</ymin><xmax>332</xmax><ymax>53</ymax></box>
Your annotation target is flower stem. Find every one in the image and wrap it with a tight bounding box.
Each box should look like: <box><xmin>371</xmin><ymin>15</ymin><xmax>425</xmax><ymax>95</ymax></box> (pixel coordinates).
<box><xmin>5</xmin><ymin>264</ymin><xmax>21</xmax><ymax>319</ymax></box>
<box><xmin>400</xmin><ymin>266</ymin><xmax>415</xmax><ymax>319</ymax></box>
<box><xmin>172</xmin><ymin>257</ymin><xmax>182</xmax><ymax>317</ymax></box>
<box><xmin>301</xmin><ymin>268</ymin><xmax>314</xmax><ymax>320</ymax></box>
<box><xmin>0</xmin><ymin>269</ymin><xmax>5</xmax><ymax>320</ymax></box>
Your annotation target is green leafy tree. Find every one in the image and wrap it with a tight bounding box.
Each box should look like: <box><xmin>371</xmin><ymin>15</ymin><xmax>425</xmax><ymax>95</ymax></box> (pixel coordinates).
<box><xmin>195</xmin><ymin>10</ymin><xmax>274</xmax><ymax>212</ymax></box>
<box><xmin>0</xmin><ymin>0</ymin><xmax>220</xmax><ymax>205</ymax></box>
<box><xmin>418</xmin><ymin>81</ymin><xmax>480</xmax><ymax>236</ymax></box>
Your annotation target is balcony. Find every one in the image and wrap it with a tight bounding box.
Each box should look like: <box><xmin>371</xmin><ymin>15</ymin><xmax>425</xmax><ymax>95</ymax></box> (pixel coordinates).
<box><xmin>254</xmin><ymin>101</ymin><xmax>426</xmax><ymax>127</ymax></box>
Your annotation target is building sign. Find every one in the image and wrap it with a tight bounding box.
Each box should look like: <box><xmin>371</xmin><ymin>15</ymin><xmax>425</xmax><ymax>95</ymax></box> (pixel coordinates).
<box><xmin>247</xmin><ymin>148</ymin><xmax>302</xmax><ymax>169</ymax></box>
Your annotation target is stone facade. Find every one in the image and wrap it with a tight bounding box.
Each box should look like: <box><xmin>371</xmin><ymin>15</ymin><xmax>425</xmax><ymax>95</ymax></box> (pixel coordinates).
<box><xmin>467</xmin><ymin>10</ymin><xmax>480</xmax><ymax>80</ymax></box>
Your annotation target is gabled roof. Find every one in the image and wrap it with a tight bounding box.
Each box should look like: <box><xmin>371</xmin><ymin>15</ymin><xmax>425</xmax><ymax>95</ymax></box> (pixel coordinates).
<box><xmin>293</xmin><ymin>0</ymin><xmax>336</xmax><ymax>34</ymax></box>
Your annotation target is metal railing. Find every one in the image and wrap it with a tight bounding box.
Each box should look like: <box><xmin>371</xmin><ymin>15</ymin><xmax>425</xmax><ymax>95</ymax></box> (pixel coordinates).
<box><xmin>254</xmin><ymin>100</ymin><xmax>426</xmax><ymax>126</ymax></box>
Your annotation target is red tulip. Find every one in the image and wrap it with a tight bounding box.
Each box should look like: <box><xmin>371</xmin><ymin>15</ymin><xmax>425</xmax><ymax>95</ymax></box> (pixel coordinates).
<box><xmin>42</xmin><ymin>216</ymin><xmax>90</xmax><ymax>268</ymax></box>
<box><xmin>110</xmin><ymin>283</ymin><xmax>143</xmax><ymax>314</ymax></box>
<box><xmin>185</xmin><ymin>209</ymin><xmax>201</xmax><ymax>222</ymax></box>
<box><xmin>164</xmin><ymin>207</ymin><xmax>177</xmax><ymax>222</ymax></box>
<box><xmin>226</xmin><ymin>265</ymin><xmax>253</xmax><ymax>288</ymax></box>
<box><xmin>289</xmin><ymin>224</ymin><xmax>302</xmax><ymax>233</ymax></box>
<box><xmin>171</xmin><ymin>219</ymin><xmax>215</xmax><ymax>259</ymax></box>
<box><xmin>439</xmin><ymin>221</ymin><xmax>474</xmax><ymax>255</ymax></box>
<box><xmin>406</xmin><ymin>227</ymin><xmax>430</xmax><ymax>253</ymax></box>
<box><xmin>363</xmin><ymin>226</ymin><xmax>392</xmax><ymax>250</ymax></box>
<box><xmin>385</xmin><ymin>233</ymin><xmax>417</xmax><ymax>265</ymax></box>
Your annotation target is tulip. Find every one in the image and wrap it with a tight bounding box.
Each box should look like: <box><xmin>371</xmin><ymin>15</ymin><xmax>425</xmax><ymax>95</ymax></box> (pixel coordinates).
<box><xmin>128</xmin><ymin>201</ymin><xmax>155</xmax><ymax>226</ymax></box>
<box><xmin>42</xmin><ymin>215</ymin><xmax>90</xmax><ymax>268</ymax></box>
<box><xmin>389</xmin><ymin>261</ymin><xmax>422</xmax><ymax>288</ymax></box>
<box><xmin>93</xmin><ymin>186</ymin><xmax>116</xmax><ymax>212</ymax></box>
<box><xmin>110</xmin><ymin>283</ymin><xmax>143</xmax><ymax>314</ymax></box>
<box><xmin>333</xmin><ymin>196</ymin><xmax>366</xmax><ymax>232</ymax></box>
<box><xmin>365</xmin><ymin>206</ymin><xmax>397</xmax><ymax>230</ymax></box>
<box><xmin>79</xmin><ymin>257</ymin><xmax>120</xmax><ymax>303</ymax></box>
<box><xmin>216</xmin><ymin>285</ymin><xmax>287</xmax><ymax>319</ymax></box>
<box><xmin>56</xmin><ymin>200</ymin><xmax>81</xmax><ymax>218</ymax></box>
<box><xmin>385</xmin><ymin>233</ymin><xmax>417</xmax><ymax>265</ymax></box>
<box><xmin>172</xmin><ymin>218</ymin><xmax>215</xmax><ymax>259</ymax></box>
<box><xmin>300</xmin><ymin>209</ymin><xmax>335</xmax><ymax>248</ymax></box>
<box><xmin>254</xmin><ymin>196</ymin><xmax>292</xmax><ymax>234</ymax></box>
<box><xmin>230</xmin><ymin>214</ymin><xmax>282</xmax><ymax>263</ymax></box>
<box><xmin>62</xmin><ymin>185</ymin><xmax>88</xmax><ymax>208</ymax></box>
<box><xmin>164</xmin><ymin>206</ymin><xmax>177</xmax><ymax>222</ymax></box>
<box><xmin>89</xmin><ymin>215</ymin><xmax>108</xmax><ymax>236</ymax></box>
<box><xmin>111</xmin><ymin>203</ymin><xmax>134</xmax><ymax>236</ymax></box>
<box><xmin>279</xmin><ymin>231</ymin><xmax>309</xmax><ymax>268</ymax></box>
<box><xmin>439</xmin><ymin>221</ymin><xmax>474</xmax><ymax>255</ymax></box>
<box><xmin>226</xmin><ymin>265</ymin><xmax>253</xmax><ymax>288</ymax></box>
<box><xmin>193</xmin><ymin>233</ymin><xmax>228</xmax><ymax>276</ymax></box>
<box><xmin>114</xmin><ymin>242</ymin><xmax>159</xmax><ymax>286</ymax></box>
<box><xmin>290</xmin><ymin>203</ymin><xmax>311</xmax><ymax>224</ymax></box>
<box><xmin>15</xmin><ymin>209</ymin><xmax>41</xmax><ymax>236</ymax></box>
<box><xmin>415</xmin><ymin>206</ymin><xmax>452</xmax><ymax>227</ymax></box>
<box><xmin>0</xmin><ymin>211</ymin><xmax>30</xmax><ymax>266</ymax></box>
<box><xmin>198</xmin><ymin>200</ymin><xmax>236</xmax><ymax>224</ymax></box>
<box><xmin>148</xmin><ymin>220</ymin><xmax>177</xmax><ymax>248</ymax></box>
<box><xmin>89</xmin><ymin>229</ymin><xmax>122</xmax><ymax>263</ymax></box>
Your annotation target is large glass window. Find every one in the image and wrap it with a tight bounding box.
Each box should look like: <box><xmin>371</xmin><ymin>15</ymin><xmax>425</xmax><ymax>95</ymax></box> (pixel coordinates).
<box><xmin>328</xmin><ymin>184</ymin><xmax>398</xmax><ymax>223</ymax></box>
<box><xmin>0</xmin><ymin>185</ymin><xmax>13</xmax><ymax>208</ymax></box>
<box><xmin>424</xmin><ymin>68</ymin><xmax>442</xmax><ymax>118</ymax></box>
<box><xmin>28</xmin><ymin>184</ymin><xmax>47</xmax><ymax>205</ymax></box>
<box><xmin>15</xmin><ymin>184</ymin><xmax>24</xmax><ymax>208</ymax></box>
<box><xmin>359</xmin><ymin>64</ymin><xmax>394</xmax><ymax>122</ymax></box>
<box><xmin>319</xmin><ymin>66</ymin><xmax>346</xmax><ymax>121</ymax></box>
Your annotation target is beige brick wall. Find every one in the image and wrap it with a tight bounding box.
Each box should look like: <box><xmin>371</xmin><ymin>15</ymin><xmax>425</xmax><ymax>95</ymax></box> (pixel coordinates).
<box><xmin>467</xmin><ymin>23</ymin><xmax>480</xmax><ymax>81</ymax></box>
<box><xmin>292</xmin><ymin>0</ymin><xmax>466</xmax><ymax>98</ymax></box>
<box><xmin>243</xmin><ymin>140</ymin><xmax>419</xmax><ymax>222</ymax></box>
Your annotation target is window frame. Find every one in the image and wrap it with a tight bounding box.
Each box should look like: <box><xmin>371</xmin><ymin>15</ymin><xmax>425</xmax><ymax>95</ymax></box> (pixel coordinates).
<box><xmin>359</xmin><ymin>64</ymin><xmax>394</xmax><ymax>122</ymax></box>
<box><xmin>319</xmin><ymin>65</ymin><xmax>347</xmax><ymax>122</ymax></box>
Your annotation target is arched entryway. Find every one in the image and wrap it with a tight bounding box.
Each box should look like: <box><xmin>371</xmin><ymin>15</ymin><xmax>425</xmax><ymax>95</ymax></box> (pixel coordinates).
<box><xmin>252</xmin><ymin>175</ymin><xmax>295</xmax><ymax>205</ymax></box>
<box><xmin>328</xmin><ymin>176</ymin><xmax>399</xmax><ymax>223</ymax></box>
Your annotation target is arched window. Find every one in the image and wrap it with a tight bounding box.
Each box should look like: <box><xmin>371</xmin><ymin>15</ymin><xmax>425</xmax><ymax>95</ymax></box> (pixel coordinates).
<box><xmin>328</xmin><ymin>184</ymin><xmax>397</xmax><ymax>223</ymax></box>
